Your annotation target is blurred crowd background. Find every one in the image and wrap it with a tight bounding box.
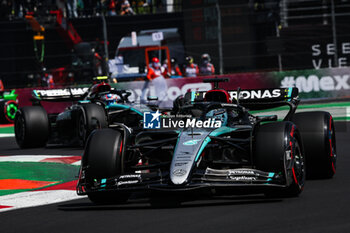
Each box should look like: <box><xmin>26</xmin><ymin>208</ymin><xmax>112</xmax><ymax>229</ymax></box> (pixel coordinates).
<box><xmin>2</xmin><ymin>1</ymin><xmax>350</xmax><ymax>90</ymax></box>
<box><xmin>0</xmin><ymin>0</ymin><xmax>182</xmax><ymax>20</ymax></box>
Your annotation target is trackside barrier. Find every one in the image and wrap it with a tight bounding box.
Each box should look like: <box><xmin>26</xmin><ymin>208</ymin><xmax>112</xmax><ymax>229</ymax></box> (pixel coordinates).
<box><xmin>13</xmin><ymin>67</ymin><xmax>350</xmax><ymax>111</ymax></box>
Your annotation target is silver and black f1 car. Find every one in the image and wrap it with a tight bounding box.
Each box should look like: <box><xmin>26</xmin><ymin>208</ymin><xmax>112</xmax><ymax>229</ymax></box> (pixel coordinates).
<box><xmin>14</xmin><ymin>81</ymin><xmax>155</xmax><ymax>148</ymax></box>
<box><xmin>77</xmin><ymin>79</ymin><xmax>336</xmax><ymax>204</ymax></box>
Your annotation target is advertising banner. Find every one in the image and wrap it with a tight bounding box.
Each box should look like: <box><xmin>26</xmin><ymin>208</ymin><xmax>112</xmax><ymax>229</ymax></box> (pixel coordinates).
<box><xmin>280</xmin><ymin>24</ymin><xmax>350</xmax><ymax>71</ymax></box>
<box><xmin>112</xmin><ymin>73</ymin><xmax>274</xmax><ymax>107</ymax></box>
<box><xmin>113</xmin><ymin>67</ymin><xmax>350</xmax><ymax>107</ymax></box>
<box><xmin>275</xmin><ymin>68</ymin><xmax>350</xmax><ymax>99</ymax></box>
<box><xmin>14</xmin><ymin>67</ymin><xmax>350</xmax><ymax>111</ymax></box>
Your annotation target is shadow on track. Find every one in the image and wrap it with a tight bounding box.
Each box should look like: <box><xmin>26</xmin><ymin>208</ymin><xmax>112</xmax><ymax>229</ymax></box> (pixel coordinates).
<box><xmin>57</xmin><ymin>195</ymin><xmax>283</xmax><ymax>211</ymax></box>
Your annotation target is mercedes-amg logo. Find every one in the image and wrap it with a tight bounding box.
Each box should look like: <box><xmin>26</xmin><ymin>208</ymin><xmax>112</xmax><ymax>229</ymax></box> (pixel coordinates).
<box><xmin>173</xmin><ymin>169</ymin><xmax>186</xmax><ymax>176</ymax></box>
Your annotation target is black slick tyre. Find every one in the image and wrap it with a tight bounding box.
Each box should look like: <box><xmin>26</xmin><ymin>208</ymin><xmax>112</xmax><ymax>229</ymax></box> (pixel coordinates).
<box><xmin>292</xmin><ymin>111</ymin><xmax>336</xmax><ymax>179</ymax></box>
<box><xmin>254</xmin><ymin>121</ymin><xmax>305</xmax><ymax>197</ymax></box>
<box><xmin>14</xmin><ymin>106</ymin><xmax>49</xmax><ymax>148</ymax></box>
<box><xmin>77</xmin><ymin>103</ymin><xmax>108</xmax><ymax>147</ymax></box>
<box><xmin>84</xmin><ymin>129</ymin><xmax>129</xmax><ymax>204</ymax></box>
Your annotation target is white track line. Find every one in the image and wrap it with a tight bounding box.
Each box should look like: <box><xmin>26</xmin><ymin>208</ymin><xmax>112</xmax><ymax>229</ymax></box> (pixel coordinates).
<box><xmin>0</xmin><ymin>155</ymin><xmax>83</xmax><ymax>212</ymax></box>
<box><xmin>71</xmin><ymin>161</ymin><xmax>82</xmax><ymax>166</ymax></box>
<box><xmin>0</xmin><ymin>190</ymin><xmax>85</xmax><ymax>212</ymax></box>
<box><xmin>0</xmin><ymin>134</ymin><xmax>14</xmax><ymax>138</ymax></box>
<box><xmin>347</xmin><ymin>107</ymin><xmax>350</xmax><ymax>118</ymax></box>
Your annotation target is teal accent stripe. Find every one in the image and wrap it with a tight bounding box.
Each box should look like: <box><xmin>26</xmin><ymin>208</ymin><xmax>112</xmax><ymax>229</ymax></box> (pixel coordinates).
<box><xmin>191</xmin><ymin>91</ymin><xmax>195</xmax><ymax>102</ymax></box>
<box><xmin>175</xmin><ymin>131</ymin><xmax>182</xmax><ymax>147</ymax></box>
<box><xmin>194</xmin><ymin>127</ymin><xmax>237</xmax><ymax>162</ymax></box>
<box><xmin>285</xmin><ymin>87</ymin><xmax>293</xmax><ymax>101</ymax></box>
<box><xmin>268</xmin><ymin>172</ymin><xmax>275</xmax><ymax>177</ymax></box>
<box><xmin>79</xmin><ymin>100</ymin><xmax>91</xmax><ymax>103</ymax></box>
<box><xmin>195</xmin><ymin>137</ymin><xmax>211</xmax><ymax>162</ymax></box>
<box><xmin>101</xmin><ymin>179</ymin><xmax>107</xmax><ymax>188</ymax></box>
<box><xmin>209</xmin><ymin>126</ymin><xmax>237</xmax><ymax>137</ymax></box>
<box><xmin>108</xmin><ymin>104</ymin><xmax>143</xmax><ymax>116</ymax></box>
<box><xmin>172</xmin><ymin>131</ymin><xmax>182</xmax><ymax>156</ymax></box>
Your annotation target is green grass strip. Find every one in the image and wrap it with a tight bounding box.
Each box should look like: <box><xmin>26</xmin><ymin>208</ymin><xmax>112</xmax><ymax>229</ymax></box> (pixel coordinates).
<box><xmin>333</xmin><ymin>117</ymin><xmax>350</xmax><ymax>121</ymax></box>
<box><xmin>0</xmin><ymin>162</ymin><xmax>79</xmax><ymax>182</ymax></box>
<box><xmin>250</xmin><ymin>101</ymin><xmax>350</xmax><ymax>114</ymax></box>
<box><xmin>0</xmin><ymin>126</ymin><xmax>14</xmax><ymax>134</ymax></box>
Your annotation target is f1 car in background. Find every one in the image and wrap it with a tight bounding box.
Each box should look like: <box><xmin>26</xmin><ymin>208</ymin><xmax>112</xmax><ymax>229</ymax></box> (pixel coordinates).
<box><xmin>77</xmin><ymin>78</ymin><xmax>336</xmax><ymax>205</ymax></box>
<box><xmin>14</xmin><ymin>80</ymin><xmax>156</xmax><ymax>149</ymax></box>
<box><xmin>0</xmin><ymin>89</ymin><xmax>18</xmax><ymax>124</ymax></box>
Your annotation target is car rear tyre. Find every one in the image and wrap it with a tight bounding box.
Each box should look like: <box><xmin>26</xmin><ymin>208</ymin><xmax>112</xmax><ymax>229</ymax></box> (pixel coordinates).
<box><xmin>254</xmin><ymin>121</ymin><xmax>305</xmax><ymax>197</ymax></box>
<box><xmin>14</xmin><ymin>106</ymin><xmax>49</xmax><ymax>148</ymax></box>
<box><xmin>77</xmin><ymin>103</ymin><xmax>108</xmax><ymax>147</ymax></box>
<box><xmin>292</xmin><ymin>111</ymin><xmax>336</xmax><ymax>179</ymax></box>
<box><xmin>84</xmin><ymin>129</ymin><xmax>129</xmax><ymax>204</ymax></box>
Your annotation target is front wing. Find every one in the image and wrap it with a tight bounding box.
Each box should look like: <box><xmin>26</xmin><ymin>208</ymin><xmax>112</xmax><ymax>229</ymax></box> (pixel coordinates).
<box><xmin>77</xmin><ymin>167</ymin><xmax>287</xmax><ymax>195</ymax></box>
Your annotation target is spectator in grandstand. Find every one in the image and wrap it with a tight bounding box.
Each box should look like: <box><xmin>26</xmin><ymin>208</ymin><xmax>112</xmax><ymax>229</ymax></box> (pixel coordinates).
<box><xmin>161</xmin><ymin>58</ymin><xmax>169</xmax><ymax>77</ymax></box>
<box><xmin>107</xmin><ymin>0</ymin><xmax>117</xmax><ymax>16</ymax></box>
<box><xmin>14</xmin><ymin>0</ymin><xmax>24</xmax><ymax>18</ymax></box>
<box><xmin>199</xmin><ymin>53</ymin><xmax>215</xmax><ymax>76</ymax></box>
<box><xmin>183</xmin><ymin>56</ymin><xmax>199</xmax><ymax>77</ymax></box>
<box><xmin>48</xmin><ymin>73</ymin><xmax>55</xmax><ymax>88</ymax></box>
<box><xmin>132</xmin><ymin>0</ymin><xmax>147</xmax><ymax>14</ymax></box>
<box><xmin>56</xmin><ymin>0</ymin><xmax>67</xmax><ymax>17</ymax></box>
<box><xmin>0</xmin><ymin>78</ymin><xmax>4</xmax><ymax>92</ymax></box>
<box><xmin>120</xmin><ymin>0</ymin><xmax>135</xmax><ymax>15</ymax></box>
<box><xmin>93</xmin><ymin>49</ymin><xmax>103</xmax><ymax>76</ymax></box>
<box><xmin>77</xmin><ymin>0</ymin><xmax>85</xmax><ymax>17</ymax></box>
<box><xmin>67</xmin><ymin>0</ymin><xmax>78</xmax><ymax>18</ymax></box>
<box><xmin>162</xmin><ymin>57</ymin><xmax>182</xmax><ymax>78</ymax></box>
<box><xmin>141</xmin><ymin>57</ymin><xmax>168</xmax><ymax>107</ymax></box>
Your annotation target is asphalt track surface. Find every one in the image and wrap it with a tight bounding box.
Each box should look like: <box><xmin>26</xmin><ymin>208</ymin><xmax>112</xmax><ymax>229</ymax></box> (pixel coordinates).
<box><xmin>1</xmin><ymin>122</ymin><xmax>350</xmax><ymax>233</ymax></box>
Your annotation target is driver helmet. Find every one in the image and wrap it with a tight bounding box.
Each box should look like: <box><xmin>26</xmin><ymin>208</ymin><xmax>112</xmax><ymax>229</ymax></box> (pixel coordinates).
<box><xmin>205</xmin><ymin>108</ymin><xmax>228</xmax><ymax>126</ymax></box>
<box><xmin>170</xmin><ymin>57</ymin><xmax>177</xmax><ymax>65</ymax></box>
<box><xmin>186</xmin><ymin>56</ymin><xmax>194</xmax><ymax>65</ymax></box>
<box><xmin>201</xmin><ymin>53</ymin><xmax>211</xmax><ymax>64</ymax></box>
<box><xmin>151</xmin><ymin>57</ymin><xmax>161</xmax><ymax>69</ymax></box>
<box><xmin>90</xmin><ymin>82</ymin><xmax>111</xmax><ymax>95</ymax></box>
<box><xmin>101</xmin><ymin>93</ymin><xmax>119</xmax><ymax>105</ymax></box>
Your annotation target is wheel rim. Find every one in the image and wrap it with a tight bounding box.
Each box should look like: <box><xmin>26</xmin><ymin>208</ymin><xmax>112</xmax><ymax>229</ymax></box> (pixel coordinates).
<box><xmin>329</xmin><ymin>118</ymin><xmax>336</xmax><ymax>173</ymax></box>
<box><xmin>15</xmin><ymin>115</ymin><xmax>25</xmax><ymax>143</ymax></box>
<box><xmin>5</xmin><ymin>102</ymin><xmax>17</xmax><ymax>122</ymax></box>
<box><xmin>292</xmin><ymin>140</ymin><xmax>305</xmax><ymax>188</ymax></box>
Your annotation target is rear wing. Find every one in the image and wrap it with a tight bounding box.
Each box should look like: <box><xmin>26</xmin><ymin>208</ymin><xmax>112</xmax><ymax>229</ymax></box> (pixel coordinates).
<box><xmin>1</xmin><ymin>90</ymin><xmax>18</xmax><ymax>101</ymax></box>
<box><xmin>32</xmin><ymin>87</ymin><xmax>89</xmax><ymax>102</ymax></box>
<box><xmin>229</xmin><ymin>88</ymin><xmax>299</xmax><ymax>110</ymax></box>
<box><xmin>184</xmin><ymin>88</ymin><xmax>299</xmax><ymax>111</ymax></box>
